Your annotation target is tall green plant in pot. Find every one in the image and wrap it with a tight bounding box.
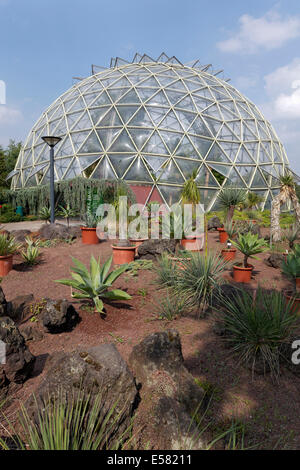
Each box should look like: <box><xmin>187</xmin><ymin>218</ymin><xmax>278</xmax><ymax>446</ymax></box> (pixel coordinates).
<box><xmin>180</xmin><ymin>170</ymin><xmax>202</xmax><ymax>251</ymax></box>
<box><xmin>0</xmin><ymin>234</ymin><xmax>21</xmax><ymax>276</ymax></box>
<box><xmin>232</xmin><ymin>232</ymin><xmax>268</xmax><ymax>283</ymax></box>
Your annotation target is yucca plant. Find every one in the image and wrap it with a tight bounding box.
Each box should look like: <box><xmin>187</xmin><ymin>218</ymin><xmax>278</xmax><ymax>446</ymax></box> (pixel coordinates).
<box><xmin>0</xmin><ymin>389</ymin><xmax>132</xmax><ymax>450</ymax></box>
<box><xmin>153</xmin><ymin>289</ymin><xmax>188</xmax><ymax>320</ymax></box>
<box><xmin>180</xmin><ymin>169</ymin><xmax>201</xmax><ymax>206</ymax></box>
<box><xmin>55</xmin><ymin>255</ymin><xmax>131</xmax><ymax>314</ymax></box>
<box><xmin>0</xmin><ymin>234</ymin><xmax>21</xmax><ymax>256</ymax></box>
<box><xmin>281</xmin><ymin>250</ymin><xmax>300</xmax><ymax>293</ymax></box>
<box><xmin>153</xmin><ymin>253</ymin><xmax>179</xmax><ymax>288</ymax></box>
<box><xmin>218</xmin><ymin>288</ymin><xmax>299</xmax><ymax>378</ymax></box>
<box><xmin>217</xmin><ymin>188</ymin><xmax>247</xmax><ymax>223</ymax></box>
<box><xmin>223</xmin><ymin>220</ymin><xmax>238</xmax><ymax>240</ymax></box>
<box><xmin>21</xmin><ymin>240</ymin><xmax>40</xmax><ymax>266</ymax></box>
<box><xmin>284</xmin><ymin>224</ymin><xmax>300</xmax><ymax>250</ymax></box>
<box><xmin>176</xmin><ymin>252</ymin><xmax>229</xmax><ymax>314</ymax></box>
<box><xmin>232</xmin><ymin>232</ymin><xmax>268</xmax><ymax>268</ymax></box>
<box><xmin>58</xmin><ymin>204</ymin><xmax>77</xmax><ymax>228</ymax></box>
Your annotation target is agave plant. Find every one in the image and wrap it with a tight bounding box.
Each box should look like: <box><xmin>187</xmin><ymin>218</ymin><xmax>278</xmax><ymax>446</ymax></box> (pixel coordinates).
<box><xmin>284</xmin><ymin>224</ymin><xmax>300</xmax><ymax>250</ymax></box>
<box><xmin>282</xmin><ymin>249</ymin><xmax>300</xmax><ymax>293</ymax></box>
<box><xmin>232</xmin><ymin>232</ymin><xmax>268</xmax><ymax>268</ymax></box>
<box><xmin>0</xmin><ymin>234</ymin><xmax>21</xmax><ymax>256</ymax></box>
<box><xmin>55</xmin><ymin>256</ymin><xmax>131</xmax><ymax>313</ymax></box>
<box><xmin>217</xmin><ymin>188</ymin><xmax>247</xmax><ymax>223</ymax></box>
<box><xmin>21</xmin><ymin>236</ymin><xmax>41</xmax><ymax>265</ymax></box>
<box><xmin>39</xmin><ymin>206</ymin><xmax>58</xmax><ymax>223</ymax></box>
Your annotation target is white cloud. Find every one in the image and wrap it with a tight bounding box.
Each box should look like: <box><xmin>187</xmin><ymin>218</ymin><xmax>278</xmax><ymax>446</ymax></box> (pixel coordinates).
<box><xmin>0</xmin><ymin>106</ymin><xmax>22</xmax><ymax>125</ymax></box>
<box><xmin>217</xmin><ymin>10</ymin><xmax>300</xmax><ymax>54</ymax></box>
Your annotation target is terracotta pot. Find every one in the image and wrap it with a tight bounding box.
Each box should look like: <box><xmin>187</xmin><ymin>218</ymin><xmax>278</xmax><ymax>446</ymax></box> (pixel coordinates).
<box><xmin>80</xmin><ymin>227</ymin><xmax>99</xmax><ymax>245</ymax></box>
<box><xmin>284</xmin><ymin>291</ymin><xmax>300</xmax><ymax>314</ymax></box>
<box><xmin>233</xmin><ymin>263</ymin><xmax>253</xmax><ymax>283</ymax></box>
<box><xmin>112</xmin><ymin>245</ymin><xmax>136</xmax><ymax>265</ymax></box>
<box><xmin>168</xmin><ymin>255</ymin><xmax>191</xmax><ymax>270</ymax></box>
<box><xmin>221</xmin><ymin>249</ymin><xmax>236</xmax><ymax>262</ymax></box>
<box><xmin>129</xmin><ymin>238</ymin><xmax>148</xmax><ymax>256</ymax></box>
<box><xmin>217</xmin><ymin>228</ymin><xmax>229</xmax><ymax>244</ymax></box>
<box><xmin>0</xmin><ymin>254</ymin><xmax>13</xmax><ymax>276</ymax></box>
<box><xmin>181</xmin><ymin>238</ymin><xmax>203</xmax><ymax>252</ymax></box>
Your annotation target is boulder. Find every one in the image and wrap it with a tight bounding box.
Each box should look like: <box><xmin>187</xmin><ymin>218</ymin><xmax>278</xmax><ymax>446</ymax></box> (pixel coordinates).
<box><xmin>41</xmin><ymin>299</ymin><xmax>79</xmax><ymax>333</ymax></box>
<box><xmin>207</xmin><ymin>216</ymin><xmax>221</xmax><ymax>231</ymax></box>
<box><xmin>19</xmin><ymin>324</ymin><xmax>44</xmax><ymax>342</ymax></box>
<box><xmin>129</xmin><ymin>330</ymin><xmax>206</xmax><ymax>450</ymax></box>
<box><xmin>264</xmin><ymin>253</ymin><xmax>285</xmax><ymax>269</ymax></box>
<box><xmin>0</xmin><ymin>286</ymin><xmax>7</xmax><ymax>317</ymax></box>
<box><xmin>67</xmin><ymin>225</ymin><xmax>82</xmax><ymax>239</ymax></box>
<box><xmin>39</xmin><ymin>223</ymin><xmax>70</xmax><ymax>240</ymax></box>
<box><xmin>26</xmin><ymin>344</ymin><xmax>138</xmax><ymax>448</ymax></box>
<box><xmin>137</xmin><ymin>239</ymin><xmax>177</xmax><ymax>260</ymax></box>
<box><xmin>9</xmin><ymin>229</ymin><xmax>31</xmax><ymax>242</ymax></box>
<box><xmin>0</xmin><ymin>317</ymin><xmax>35</xmax><ymax>385</ymax></box>
<box><xmin>6</xmin><ymin>294</ymin><xmax>34</xmax><ymax>323</ymax></box>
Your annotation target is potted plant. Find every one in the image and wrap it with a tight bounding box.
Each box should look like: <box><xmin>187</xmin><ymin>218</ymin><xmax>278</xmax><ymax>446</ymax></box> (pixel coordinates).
<box><xmin>282</xmin><ymin>247</ymin><xmax>300</xmax><ymax>312</ymax></box>
<box><xmin>221</xmin><ymin>220</ymin><xmax>237</xmax><ymax>261</ymax></box>
<box><xmin>80</xmin><ymin>214</ymin><xmax>100</xmax><ymax>245</ymax></box>
<box><xmin>180</xmin><ymin>170</ymin><xmax>203</xmax><ymax>251</ymax></box>
<box><xmin>112</xmin><ymin>239</ymin><xmax>137</xmax><ymax>265</ymax></box>
<box><xmin>168</xmin><ymin>249</ymin><xmax>192</xmax><ymax>270</ymax></box>
<box><xmin>217</xmin><ymin>188</ymin><xmax>247</xmax><ymax>243</ymax></box>
<box><xmin>231</xmin><ymin>232</ymin><xmax>268</xmax><ymax>283</ymax></box>
<box><xmin>0</xmin><ymin>233</ymin><xmax>21</xmax><ymax>276</ymax></box>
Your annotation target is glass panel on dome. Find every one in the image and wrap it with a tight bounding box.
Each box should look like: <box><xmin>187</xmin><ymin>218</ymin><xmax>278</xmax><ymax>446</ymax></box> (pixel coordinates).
<box><xmin>143</xmin><ymin>155</ymin><xmax>169</xmax><ymax>173</ymax></box>
<box><xmin>118</xmin><ymin>88</ymin><xmax>141</xmax><ymax>104</ymax></box>
<box><xmin>107</xmin><ymin>88</ymin><xmax>129</xmax><ymax>102</ymax></box>
<box><xmin>175</xmin><ymin>95</ymin><xmax>196</xmax><ymax>112</ymax></box>
<box><xmin>173</xmin><ymin>110</ymin><xmax>195</xmax><ymax>131</ymax></box>
<box><xmin>189</xmin><ymin>135</ymin><xmax>213</xmax><ymax>158</ymax></box>
<box><xmin>124</xmin><ymin>157</ymin><xmax>152</xmax><ymax>182</ymax></box>
<box><xmin>273</xmin><ymin>143</ymin><xmax>282</xmax><ymax>162</ymax></box>
<box><xmin>99</xmin><ymin>108</ymin><xmax>122</xmax><ymax>127</ymax></box>
<box><xmin>142</xmin><ymin>131</ymin><xmax>168</xmax><ymax>154</ymax></box>
<box><xmin>87</xmin><ymin>81</ymin><xmax>104</xmax><ymax>93</ymax></box>
<box><xmin>174</xmin><ymin>135</ymin><xmax>195</xmax><ymax>157</ymax></box>
<box><xmin>48</xmin><ymin>105</ymin><xmax>63</xmax><ymax>121</ymax></box>
<box><xmin>192</xmin><ymin>96</ymin><xmax>213</xmax><ymax>112</ymax></box>
<box><xmin>157</xmin><ymin>76</ymin><xmax>178</xmax><ymax>87</ymax></box>
<box><xmin>167</xmin><ymin>80</ymin><xmax>186</xmax><ymax>92</ymax></box>
<box><xmin>136</xmin><ymin>88</ymin><xmax>157</xmax><ymax>102</ymax></box>
<box><xmin>189</xmin><ymin>116</ymin><xmax>211</xmax><ymax>137</ymax></box>
<box><xmin>138</xmin><ymin>76</ymin><xmax>159</xmax><ymax>88</ymax></box>
<box><xmin>235</xmin><ymin>165</ymin><xmax>255</xmax><ymax>185</ymax></box>
<box><xmin>244</xmin><ymin>142</ymin><xmax>258</xmax><ymax>163</ymax></box>
<box><xmin>55</xmin><ymin>117</ymin><xmax>67</xmax><ymax>136</ymax></box>
<box><xmin>195</xmin><ymin>165</ymin><xmax>217</xmax><ymax>186</ymax></box>
<box><xmin>90</xmin><ymin>91</ymin><xmax>110</xmax><ymax>107</ymax></box>
<box><xmin>226</xmin><ymin>120</ymin><xmax>241</xmax><ymax>139</ymax></box>
<box><xmin>251</xmin><ymin>169</ymin><xmax>267</xmax><ymax>188</ymax></box>
<box><xmin>202</xmin><ymin>117</ymin><xmax>222</xmax><ymax>137</ymax></box>
<box><xmin>218</xmin><ymin>124</ymin><xmax>239</xmax><ymax>141</ymax></box>
<box><xmin>219</xmin><ymin>104</ymin><xmax>236</xmax><ymax>120</ymax></box>
<box><xmin>164</xmin><ymin>89</ymin><xmax>186</xmax><ymax>105</ymax></box>
<box><xmin>199</xmin><ymin>189</ymin><xmax>217</xmax><ymax>211</ymax></box>
<box><xmin>108</xmin><ymin>154</ymin><xmax>136</xmax><ymax>177</ymax></box>
<box><xmin>71</xmin><ymin>130</ymin><xmax>90</xmax><ymax>152</ymax></box>
<box><xmin>64</xmin><ymin>98</ymin><xmax>77</xmax><ymax>112</ymax></box>
<box><xmin>174</xmin><ymin>158</ymin><xmax>201</xmax><ymax>179</ymax></box>
<box><xmin>184</xmin><ymin>80</ymin><xmax>203</xmax><ymax>92</ymax></box>
<box><xmin>157</xmin><ymin>185</ymin><xmax>182</xmax><ymax>207</ymax></box>
<box><xmin>127</xmin><ymin>107</ymin><xmax>153</xmax><ymax>126</ymax></box>
<box><xmin>220</xmin><ymin>142</ymin><xmax>240</xmax><ymax>162</ymax></box>
<box><xmin>224</xmin><ymin>168</ymin><xmax>246</xmax><ymax>187</ymax></box>
<box><xmin>108</xmin><ymin>129</ymin><xmax>136</xmax><ymax>152</ymax></box>
<box><xmin>159</xmin><ymin>131</ymin><xmax>182</xmax><ymax>153</ymax></box>
<box><xmin>206</xmin><ymin>143</ymin><xmax>231</xmax><ymax>164</ymax></box>
<box><xmin>235</xmin><ymin>146</ymin><xmax>255</xmax><ymax>164</ymax></box>
<box><xmin>79</xmin><ymin>131</ymin><xmax>102</xmax><ymax>153</ymax></box>
<box><xmin>97</xmin><ymin>128</ymin><xmax>122</xmax><ymax>150</ymax></box>
<box><xmin>79</xmin><ymin>155</ymin><xmax>101</xmax><ymax>171</ymax></box>
<box><xmin>158</xmin><ymin>159</ymin><xmax>185</xmax><ymax>184</ymax></box>
<box><xmin>70</xmin><ymin>97</ymin><xmax>85</xmax><ymax>113</ymax></box>
<box><xmin>56</xmin><ymin>136</ymin><xmax>73</xmax><ymax>157</ymax></box>
<box><xmin>64</xmin><ymin>158</ymin><xmax>83</xmax><ymax>180</ymax></box>
<box><xmin>159</xmin><ymin>110</ymin><xmax>183</xmax><ymax>131</ymax></box>
<box><xmin>84</xmin><ymin>92</ymin><xmax>101</xmax><ymax>107</ymax></box>
<box><xmin>209</xmin><ymin>163</ymin><xmax>231</xmax><ymax>178</ymax></box>
<box><xmin>110</xmin><ymin>76</ymin><xmax>131</xmax><ymax>88</ymax></box>
<box><xmin>55</xmin><ymin>158</ymin><xmax>72</xmax><ymax>179</ymax></box>
<box><xmin>202</xmin><ymin>103</ymin><xmax>222</xmax><ymax>120</ymax></box>
<box><xmin>92</xmin><ymin>157</ymin><xmax>116</xmax><ymax>180</ymax></box>
<box><xmin>128</xmin><ymin>128</ymin><xmax>152</xmax><ymax>150</ymax></box>
<box><xmin>147</xmin><ymin>91</ymin><xmax>169</xmax><ymax>107</ymax></box>
<box><xmin>116</xmin><ymin>106</ymin><xmax>139</xmax><ymax>124</ymax></box>
<box><xmin>66</xmin><ymin>111</ymin><xmax>84</xmax><ymax>130</ymax></box>
<box><xmin>90</xmin><ymin>106</ymin><xmax>111</xmax><ymax>126</ymax></box>
<box><xmin>242</xmin><ymin>122</ymin><xmax>257</xmax><ymax>141</ymax></box>
<box><xmin>259</xmin><ymin>144</ymin><xmax>272</xmax><ymax>163</ymax></box>
<box><xmin>194</xmin><ymin>87</ymin><xmax>214</xmax><ymax>100</ymax></box>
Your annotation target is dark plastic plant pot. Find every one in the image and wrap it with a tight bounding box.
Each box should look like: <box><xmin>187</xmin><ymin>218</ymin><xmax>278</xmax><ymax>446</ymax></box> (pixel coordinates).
<box><xmin>233</xmin><ymin>263</ymin><xmax>253</xmax><ymax>283</ymax></box>
<box><xmin>221</xmin><ymin>248</ymin><xmax>236</xmax><ymax>262</ymax></box>
<box><xmin>217</xmin><ymin>228</ymin><xmax>229</xmax><ymax>244</ymax></box>
<box><xmin>0</xmin><ymin>254</ymin><xmax>13</xmax><ymax>276</ymax></box>
<box><xmin>80</xmin><ymin>227</ymin><xmax>99</xmax><ymax>245</ymax></box>
<box><xmin>112</xmin><ymin>245</ymin><xmax>136</xmax><ymax>265</ymax></box>
<box><xmin>284</xmin><ymin>291</ymin><xmax>300</xmax><ymax>314</ymax></box>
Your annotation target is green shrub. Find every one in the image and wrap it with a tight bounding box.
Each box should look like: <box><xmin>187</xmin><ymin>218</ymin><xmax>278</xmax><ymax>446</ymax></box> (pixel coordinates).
<box><xmin>153</xmin><ymin>253</ymin><xmax>179</xmax><ymax>288</ymax></box>
<box><xmin>218</xmin><ymin>288</ymin><xmax>299</xmax><ymax>378</ymax></box>
<box><xmin>153</xmin><ymin>289</ymin><xmax>187</xmax><ymax>320</ymax></box>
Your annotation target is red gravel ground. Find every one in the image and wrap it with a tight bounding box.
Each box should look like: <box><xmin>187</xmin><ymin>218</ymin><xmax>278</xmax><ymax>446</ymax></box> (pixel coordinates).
<box><xmin>1</xmin><ymin>230</ymin><xmax>300</xmax><ymax>449</ymax></box>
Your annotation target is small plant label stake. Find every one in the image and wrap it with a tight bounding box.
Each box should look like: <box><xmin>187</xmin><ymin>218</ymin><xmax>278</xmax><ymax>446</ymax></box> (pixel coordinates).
<box><xmin>0</xmin><ymin>340</ymin><xmax>6</xmax><ymax>365</ymax></box>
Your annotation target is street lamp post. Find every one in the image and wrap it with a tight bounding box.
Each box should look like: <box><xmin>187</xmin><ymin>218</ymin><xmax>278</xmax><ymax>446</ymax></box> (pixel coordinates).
<box><xmin>41</xmin><ymin>136</ymin><xmax>61</xmax><ymax>224</ymax></box>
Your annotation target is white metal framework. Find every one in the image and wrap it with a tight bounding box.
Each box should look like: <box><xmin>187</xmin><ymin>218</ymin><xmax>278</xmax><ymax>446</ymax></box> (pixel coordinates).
<box><xmin>10</xmin><ymin>53</ymin><xmax>289</xmax><ymax>210</ymax></box>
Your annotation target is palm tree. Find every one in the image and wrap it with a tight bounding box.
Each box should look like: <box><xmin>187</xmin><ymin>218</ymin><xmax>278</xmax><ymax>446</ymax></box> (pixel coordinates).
<box><xmin>217</xmin><ymin>187</ymin><xmax>247</xmax><ymax>223</ymax></box>
<box><xmin>271</xmin><ymin>173</ymin><xmax>300</xmax><ymax>242</ymax></box>
<box><xmin>245</xmin><ymin>191</ymin><xmax>263</xmax><ymax>210</ymax></box>
<box><xmin>181</xmin><ymin>169</ymin><xmax>200</xmax><ymax>206</ymax></box>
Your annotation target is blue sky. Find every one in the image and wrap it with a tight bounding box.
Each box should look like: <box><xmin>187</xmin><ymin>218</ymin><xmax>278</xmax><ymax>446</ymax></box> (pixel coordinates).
<box><xmin>1</xmin><ymin>0</ymin><xmax>300</xmax><ymax>171</ymax></box>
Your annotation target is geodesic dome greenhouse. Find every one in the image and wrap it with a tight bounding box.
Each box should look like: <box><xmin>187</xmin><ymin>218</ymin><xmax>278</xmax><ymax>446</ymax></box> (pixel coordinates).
<box><xmin>9</xmin><ymin>53</ymin><xmax>289</xmax><ymax>211</ymax></box>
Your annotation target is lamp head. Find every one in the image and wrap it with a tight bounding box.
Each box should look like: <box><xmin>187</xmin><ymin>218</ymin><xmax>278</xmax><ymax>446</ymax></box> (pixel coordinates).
<box><xmin>42</xmin><ymin>136</ymin><xmax>62</xmax><ymax>147</ymax></box>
